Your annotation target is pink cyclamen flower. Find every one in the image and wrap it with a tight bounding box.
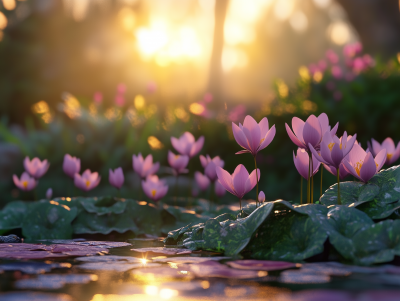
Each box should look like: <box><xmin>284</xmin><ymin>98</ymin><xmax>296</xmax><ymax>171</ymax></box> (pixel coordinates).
<box><xmin>331</xmin><ymin>66</ymin><xmax>342</xmax><ymax>79</ymax></box>
<box><xmin>46</xmin><ymin>188</ymin><xmax>53</xmax><ymax>199</ymax></box>
<box><xmin>13</xmin><ymin>172</ymin><xmax>37</xmax><ymax>191</ymax></box>
<box><xmin>232</xmin><ymin>115</ymin><xmax>276</xmax><ymax>156</ymax></box>
<box><xmin>258</xmin><ymin>191</ymin><xmax>265</xmax><ymax>203</ymax></box>
<box><xmin>141</xmin><ymin>177</ymin><xmax>168</xmax><ymax>202</ymax></box>
<box><xmin>117</xmin><ymin>83</ymin><xmax>127</xmax><ymax>94</ymax></box>
<box><xmin>24</xmin><ymin>157</ymin><xmax>50</xmax><ymax>179</ymax></box>
<box><xmin>326</xmin><ymin>49</ymin><xmax>339</xmax><ymax>64</ymax></box>
<box><xmin>215</xmin><ymin>181</ymin><xmax>226</xmax><ymax>197</ymax></box>
<box><xmin>285</xmin><ymin>113</ymin><xmax>339</xmax><ymax>152</ymax></box>
<box><xmin>147</xmin><ymin>82</ymin><xmax>157</xmax><ymax>93</ymax></box>
<box><xmin>195</xmin><ymin>171</ymin><xmax>210</xmax><ymax>191</ymax></box>
<box><xmin>132</xmin><ymin>153</ymin><xmax>160</xmax><ymax>178</ymax></box>
<box><xmin>63</xmin><ymin>154</ymin><xmax>81</xmax><ymax>179</ymax></box>
<box><xmin>114</xmin><ymin>94</ymin><xmax>125</xmax><ymax>107</ymax></box>
<box><xmin>343</xmin><ymin>144</ymin><xmax>386</xmax><ymax>183</ymax></box>
<box><xmin>216</xmin><ymin>165</ymin><xmax>260</xmax><ymax>200</ymax></box>
<box><xmin>171</xmin><ymin>132</ymin><xmax>204</xmax><ymax>158</ymax></box>
<box><xmin>200</xmin><ymin>155</ymin><xmax>225</xmax><ymax>181</ymax></box>
<box><xmin>293</xmin><ymin>148</ymin><xmax>321</xmax><ymax>180</ymax></box>
<box><xmin>370</xmin><ymin>138</ymin><xmax>400</xmax><ymax>165</ymax></box>
<box><xmin>93</xmin><ymin>92</ymin><xmax>103</xmax><ymax>104</ymax></box>
<box><xmin>74</xmin><ymin>169</ymin><xmax>101</xmax><ymax>192</ymax></box>
<box><xmin>309</xmin><ymin>131</ymin><xmax>357</xmax><ymax>169</ymax></box>
<box><xmin>109</xmin><ymin>167</ymin><xmax>124</xmax><ymax>189</ymax></box>
<box><xmin>168</xmin><ymin>151</ymin><xmax>189</xmax><ymax>175</ymax></box>
<box><xmin>324</xmin><ymin>164</ymin><xmax>349</xmax><ymax>181</ymax></box>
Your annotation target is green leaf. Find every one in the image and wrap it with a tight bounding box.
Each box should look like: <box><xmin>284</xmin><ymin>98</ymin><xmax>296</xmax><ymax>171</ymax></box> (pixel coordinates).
<box><xmin>0</xmin><ymin>201</ymin><xmax>31</xmax><ymax>232</ymax></box>
<box><xmin>161</xmin><ymin>205</ymin><xmax>209</xmax><ymax>234</ymax></box>
<box><xmin>22</xmin><ymin>202</ymin><xmax>78</xmax><ymax>239</ymax></box>
<box><xmin>320</xmin><ymin>182</ymin><xmax>366</xmax><ymax>206</ymax></box>
<box><xmin>351</xmin><ymin>219</ymin><xmax>400</xmax><ymax>265</ymax></box>
<box><xmin>326</xmin><ymin>206</ymin><xmax>374</xmax><ymax>260</ymax></box>
<box><xmin>79</xmin><ymin>196</ymin><xmax>127</xmax><ymax>215</ymax></box>
<box><xmin>184</xmin><ymin>203</ymin><xmax>274</xmax><ymax>256</ymax></box>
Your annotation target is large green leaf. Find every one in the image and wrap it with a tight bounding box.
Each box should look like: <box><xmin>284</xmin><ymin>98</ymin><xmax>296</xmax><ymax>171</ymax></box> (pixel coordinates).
<box><xmin>182</xmin><ymin>203</ymin><xmax>274</xmax><ymax>256</ymax></box>
<box><xmin>326</xmin><ymin>206</ymin><xmax>374</xmax><ymax>260</ymax></box>
<box><xmin>79</xmin><ymin>196</ymin><xmax>127</xmax><ymax>215</ymax></box>
<box><xmin>22</xmin><ymin>202</ymin><xmax>78</xmax><ymax>239</ymax></box>
<box><xmin>249</xmin><ymin>203</ymin><xmax>329</xmax><ymax>261</ymax></box>
<box><xmin>351</xmin><ymin>219</ymin><xmax>400</xmax><ymax>265</ymax></box>
<box><xmin>160</xmin><ymin>205</ymin><xmax>210</xmax><ymax>234</ymax></box>
<box><xmin>0</xmin><ymin>201</ymin><xmax>31</xmax><ymax>233</ymax></box>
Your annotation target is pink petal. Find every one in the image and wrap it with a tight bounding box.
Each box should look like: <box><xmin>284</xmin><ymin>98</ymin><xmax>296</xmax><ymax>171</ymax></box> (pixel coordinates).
<box><xmin>342</xmin><ymin>134</ymin><xmax>357</xmax><ymax>157</ymax></box>
<box><xmin>190</xmin><ymin>136</ymin><xmax>204</xmax><ymax>157</ymax></box>
<box><xmin>147</xmin><ymin>162</ymin><xmax>159</xmax><ymax>177</ymax></box>
<box><xmin>236</xmin><ymin>150</ymin><xmax>250</xmax><ymax>154</ymax></box>
<box><xmin>292</xmin><ymin>117</ymin><xmax>305</xmax><ymax>145</ymax></box>
<box><xmin>382</xmin><ymin>137</ymin><xmax>395</xmax><ymax>153</ymax></box>
<box><xmin>374</xmin><ymin>149</ymin><xmax>387</xmax><ymax>172</ymax></box>
<box><xmin>330</xmin><ymin>122</ymin><xmax>339</xmax><ymax>136</ymax></box>
<box><xmin>302</xmin><ymin>115</ymin><xmax>322</xmax><ymax>149</ymax></box>
<box><xmin>317</xmin><ymin>113</ymin><xmax>329</xmax><ymax>134</ymax></box>
<box><xmin>171</xmin><ymin>137</ymin><xmax>185</xmax><ymax>155</ymax></box>
<box><xmin>348</xmin><ymin>143</ymin><xmax>366</xmax><ymax>164</ymax></box>
<box><xmin>285</xmin><ymin>123</ymin><xmax>305</xmax><ymax>148</ymax></box>
<box><xmin>244</xmin><ymin>169</ymin><xmax>260</xmax><ymax>195</ymax></box>
<box><xmin>330</xmin><ymin>143</ymin><xmax>344</xmax><ymax>168</ymax></box>
<box><xmin>258</xmin><ymin>125</ymin><xmax>276</xmax><ymax>151</ymax></box>
<box><xmin>371</xmin><ymin>139</ymin><xmax>382</xmax><ymax>157</ymax></box>
<box><xmin>258</xmin><ymin>117</ymin><xmax>269</xmax><ymax>138</ymax></box>
<box><xmin>199</xmin><ymin>155</ymin><xmax>208</xmax><ymax>168</ymax></box>
<box><xmin>232</xmin><ymin>165</ymin><xmax>249</xmax><ymax>198</ymax></box>
<box><xmin>216</xmin><ymin>167</ymin><xmax>235</xmax><ymax>195</ymax></box>
<box><xmin>343</xmin><ymin>160</ymin><xmax>364</xmax><ymax>182</ymax></box>
<box><xmin>13</xmin><ymin>175</ymin><xmax>21</xmax><ymax>188</ymax></box>
<box><xmin>232</xmin><ymin>123</ymin><xmax>250</xmax><ymax>150</ymax></box>
<box><xmin>182</xmin><ymin>132</ymin><xmax>195</xmax><ymax>143</ymax></box>
<box><xmin>293</xmin><ymin>150</ymin><xmax>309</xmax><ymax>180</ymax></box>
<box><xmin>310</xmin><ymin>143</ymin><xmax>330</xmax><ymax>165</ymax></box>
<box><xmin>359</xmin><ymin>152</ymin><xmax>377</xmax><ymax>182</ymax></box>
<box><xmin>242</xmin><ymin>116</ymin><xmax>261</xmax><ymax>155</ymax></box>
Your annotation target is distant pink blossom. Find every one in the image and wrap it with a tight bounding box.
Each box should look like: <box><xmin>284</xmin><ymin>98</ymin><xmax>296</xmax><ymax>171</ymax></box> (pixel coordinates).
<box><xmin>331</xmin><ymin>66</ymin><xmax>342</xmax><ymax>79</ymax></box>
<box><xmin>318</xmin><ymin>60</ymin><xmax>327</xmax><ymax>71</ymax></box>
<box><xmin>63</xmin><ymin>154</ymin><xmax>81</xmax><ymax>179</ymax></box>
<box><xmin>195</xmin><ymin>171</ymin><xmax>210</xmax><ymax>191</ymax></box>
<box><xmin>370</xmin><ymin>138</ymin><xmax>400</xmax><ymax>165</ymax></box>
<box><xmin>132</xmin><ymin>153</ymin><xmax>160</xmax><ymax>178</ymax></box>
<box><xmin>171</xmin><ymin>132</ymin><xmax>204</xmax><ymax>158</ymax></box>
<box><xmin>258</xmin><ymin>191</ymin><xmax>265</xmax><ymax>203</ymax></box>
<box><xmin>147</xmin><ymin>82</ymin><xmax>157</xmax><ymax>93</ymax></box>
<box><xmin>141</xmin><ymin>177</ymin><xmax>168</xmax><ymax>202</ymax></box>
<box><xmin>74</xmin><ymin>169</ymin><xmax>101</xmax><ymax>192</ymax></box>
<box><xmin>93</xmin><ymin>92</ymin><xmax>103</xmax><ymax>104</ymax></box>
<box><xmin>326</xmin><ymin>50</ymin><xmax>339</xmax><ymax>64</ymax></box>
<box><xmin>308</xmin><ymin>64</ymin><xmax>320</xmax><ymax>75</ymax></box>
<box><xmin>203</xmin><ymin>93</ymin><xmax>213</xmax><ymax>103</ymax></box>
<box><xmin>215</xmin><ymin>181</ymin><xmax>226</xmax><ymax>197</ymax></box>
<box><xmin>13</xmin><ymin>172</ymin><xmax>37</xmax><ymax>191</ymax></box>
<box><xmin>109</xmin><ymin>167</ymin><xmax>124</xmax><ymax>189</ymax></box>
<box><xmin>333</xmin><ymin>91</ymin><xmax>343</xmax><ymax>101</ymax></box>
<box><xmin>343</xmin><ymin>42</ymin><xmax>362</xmax><ymax>58</ymax></box>
<box><xmin>46</xmin><ymin>188</ymin><xmax>53</xmax><ymax>199</ymax></box>
<box><xmin>168</xmin><ymin>151</ymin><xmax>189</xmax><ymax>175</ymax></box>
<box><xmin>24</xmin><ymin>157</ymin><xmax>50</xmax><ymax>179</ymax></box>
<box><xmin>293</xmin><ymin>148</ymin><xmax>320</xmax><ymax>180</ymax></box>
<box><xmin>228</xmin><ymin>105</ymin><xmax>246</xmax><ymax>123</ymax></box>
<box><xmin>200</xmin><ymin>155</ymin><xmax>225</xmax><ymax>181</ymax></box>
<box><xmin>114</xmin><ymin>94</ymin><xmax>125</xmax><ymax>107</ymax></box>
<box><xmin>117</xmin><ymin>83</ymin><xmax>127</xmax><ymax>94</ymax></box>
<box><xmin>352</xmin><ymin>57</ymin><xmax>366</xmax><ymax>73</ymax></box>
<box><xmin>232</xmin><ymin>115</ymin><xmax>276</xmax><ymax>156</ymax></box>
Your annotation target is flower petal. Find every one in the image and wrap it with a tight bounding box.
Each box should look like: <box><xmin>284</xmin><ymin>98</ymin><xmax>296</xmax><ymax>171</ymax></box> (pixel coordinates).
<box><xmin>236</xmin><ymin>150</ymin><xmax>250</xmax><ymax>155</ymax></box>
<box><xmin>330</xmin><ymin>122</ymin><xmax>339</xmax><ymax>136</ymax></box>
<box><xmin>330</xmin><ymin>143</ymin><xmax>344</xmax><ymax>168</ymax></box>
<box><xmin>285</xmin><ymin>123</ymin><xmax>305</xmax><ymax>148</ymax></box>
<box><xmin>258</xmin><ymin>125</ymin><xmax>276</xmax><ymax>151</ymax></box>
<box><xmin>232</xmin><ymin>164</ymin><xmax>249</xmax><ymax>198</ymax></box>
<box><xmin>343</xmin><ymin>160</ymin><xmax>364</xmax><ymax>182</ymax></box>
<box><xmin>317</xmin><ymin>113</ymin><xmax>329</xmax><ymax>134</ymax></box>
<box><xmin>374</xmin><ymin>149</ymin><xmax>387</xmax><ymax>172</ymax></box>
<box><xmin>371</xmin><ymin>139</ymin><xmax>382</xmax><ymax>157</ymax></box>
<box><xmin>190</xmin><ymin>136</ymin><xmax>204</xmax><ymax>157</ymax></box>
<box><xmin>232</xmin><ymin>122</ymin><xmax>250</xmax><ymax>150</ymax></box>
<box><xmin>303</xmin><ymin>115</ymin><xmax>322</xmax><ymax>149</ymax></box>
<box><xmin>293</xmin><ymin>150</ymin><xmax>309</xmax><ymax>180</ymax></box>
<box><xmin>382</xmin><ymin>137</ymin><xmax>395</xmax><ymax>153</ymax></box>
<box><xmin>245</xmin><ymin>169</ymin><xmax>260</xmax><ymax>194</ymax></box>
<box><xmin>292</xmin><ymin>117</ymin><xmax>305</xmax><ymax>144</ymax></box>
<box><xmin>258</xmin><ymin>117</ymin><xmax>269</xmax><ymax>138</ymax></box>
<box><xmin>242</xmin><ymin>116</ymin><xmax>261</xmax><ymax>155</ymax></box>
<box><xmin>216</xmin><ymin>166</ymin><xmax>235</xmax><ymax>195</ymax></box>
<box><xmin>171</xmin><ymin>137</ymin><xmax>185</xmax><ymax>155</ymax></box>
<box><xmin>310</xmin><ymin>143</ymin><xmax>330</xmax><ymax>165</ymax></box>
<box><xmin>359</xmin><ymin>152</ymin><xmax>377</xmax><ymax>182</ymax></box>
<box><xmin>342</xmin><ymin>134</ymin><xmax>357</xmax><ymax>158</ymax></box>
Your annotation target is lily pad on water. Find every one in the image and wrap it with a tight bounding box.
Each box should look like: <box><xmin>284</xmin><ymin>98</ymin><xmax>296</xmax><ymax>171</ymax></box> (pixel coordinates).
<box><xmin>152</xmin><ymin>256</ymin><xmax>230</xmax><ymax>264</ymax></box>
<box><xmin>14</xmin><ymin>274</ymin><xmax>98</xmax><ymax>290</ymax></box>
<box><xmin>279</xmin><ymin>270</ymin><xmax>331</xmax><ymax>284</ymax></box>
<box><xmin>22</xmin><ymin>202</ymin><xmax>78</xmax><ymax>240</ymax></box>
<box><xmin>0</xmin><ymin>262</ymin><xmax>71</xmax><ymax>274</ymax></box>
<box><xmin>79</xmin><ymin>197</ymin><xmax>127</xmax><ymax>215</ymax></box>
<box><xmin>0</xmin><ymin>292</ymin><xmax>73</xmax><ymax>301</ymax></box>
<box><xmin>131</xmin><ymin>247</ymin><xmax>192</xmax><ymax>256</ymax></box>
<box><xmin>78</xmin><ymin>262</ymin><xmax>161</xmax><ymax>272</ymax></box>
<box><xmin>47</xmin><ymin>240</ymin><xmax>131</xmax><ymax>249</ymax></box>
<box><xmin>75</xmin><ymin>255</ymin><xmax>142</xmax><ymax>262</ymax></box>
<box><xmin>160</xmin><ymin>205</ymin><xmax>210</xmax><ymax>234</ymax></box>
<box><xmin>226</xmin><ymin>260</ymin><xmax>299</xmax><ymax>271</ymax></box>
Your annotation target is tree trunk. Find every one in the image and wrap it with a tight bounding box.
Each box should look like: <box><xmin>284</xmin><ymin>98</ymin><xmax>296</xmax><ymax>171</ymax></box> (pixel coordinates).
<box><xmin>336</xmin><ymin>0</ymin><xmax>400</xmax><ymax>57</ymax></box>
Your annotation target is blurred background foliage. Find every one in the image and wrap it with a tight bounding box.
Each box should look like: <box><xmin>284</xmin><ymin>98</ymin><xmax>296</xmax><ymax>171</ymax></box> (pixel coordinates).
<box><xmin>0</xmin><ymin>0</ymin><xmax>400</xmax><ymax>206</ymax></box>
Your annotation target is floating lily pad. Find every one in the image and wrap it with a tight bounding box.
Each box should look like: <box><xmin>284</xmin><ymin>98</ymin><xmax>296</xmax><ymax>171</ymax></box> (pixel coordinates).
<box><xmin>161</xmin><ymin>205</ymin><xmax>209</xmax><ymax>234</ymax></box>
<box><xmin>79</xmin><ymin>262</ymin><xmax>161</xmax><ymax>272</ymax></box>
<box><xmin>14</xmin><ymin>274</ymin><xmax>98</xmax><ymax>290</ymax></box>
<box><xmin>187</xmin><ymin>260</ymin><xmax>267</xmax><ymax>278</ymax></box>
<box><xmin>21</xmin><ymin>202</ymin><xmax>78</xmax><ymax>240</ymax></box>
<box><xmin>152</xmin><ymin>256</ymin><xmax>230</xmax><ymax>264</ymax></box>
<box><xmin>279</xmin><ymin>270</ymin><xmax>331</xmax><ymax>284</ymax></box>
<box><xmin>0</xmin><ymin>262</ymin><xmax>71</xmax><ymax>274</ymax></box>
<box><xmin>47</xmin><ymin>240</ymin><xmax>131</xmax><ymax>249</ymax></box>
<box><xmin>0</xmin><ymin>292</ymin><xmax>73</xmax><ymax>301</ymax></box>
<box><xmin>300</xmin><ymin>263</ymin><xmax>352</xmax><ymax>276</ymax></box>
<box><xmin>131</xmin><ymin>266</ymin><xmax>194</xmax><ymax>280</ymax></box>
<box><xmin>80</xmin><ymin>197</ymin><xmax>127</xmax><ymax>215</ymax></box>
<box><xmin>76</xmin><ymin>255</ymin><xmax>142</xmax><ymax>262</ymax></box>
<box><xmin>226</xmin><ymin>260</ymin><xmax>299</xmax><ymax>271</ymax></box>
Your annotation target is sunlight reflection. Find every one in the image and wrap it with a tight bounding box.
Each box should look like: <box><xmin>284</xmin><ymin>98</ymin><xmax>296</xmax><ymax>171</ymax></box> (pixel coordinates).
<box><xmin>328</xmin><ymin>21</ymin><xmax>352</xmax><ymax>45</ymax></box>
<box><xmin>313</xmin><ymin>0</ymin><xmax>332</xmax><ymax>8</ymax></box>
<box><xmin>147</xmin><ymin>136</ymin><xmax>164</xmax><ymax>150</ymax></box>
<box><xmin>2</xmin><ymin>0</ymin><xmax>16</xmax><ymax>11</ymax></box>
<box><xmin>0</xmin><ymin>12</ymin><xmax>7</xmax><ymax>30</ymax></box>
<box><xmin>134</xmin><ymin>95</ymin><xmax>145</xmax><ymax>110</ymax></box>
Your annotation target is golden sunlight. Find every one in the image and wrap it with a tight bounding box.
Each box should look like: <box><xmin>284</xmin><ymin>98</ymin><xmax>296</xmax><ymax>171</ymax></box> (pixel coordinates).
<box><xmin>0</xmin><ymin>11</ymin><xmax>7</xmax><ymax>30</ymax></box>
<box><xmin>2</xmin><ymin>0</ymin><xmax>16</xmax><ymax>11</ymax></box>
<box><xmin>147</xmin><ymin>136</ymin><xmax>163</xmax><ymax>150</ymax></box>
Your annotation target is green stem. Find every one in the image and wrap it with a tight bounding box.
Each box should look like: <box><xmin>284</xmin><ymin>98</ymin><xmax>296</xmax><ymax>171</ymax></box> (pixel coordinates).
<box><xmin>320</xmin><ymin>165</ymin><xmax>323</xmax><ymax>198</ymax></box>
<box><xmin>307</xmin><ymin>155</ymin><xmax>311</xmax><ymax>203</ymax></box>
<box><xmin>311</xmin><ymin>158</ymin><xmax>314</xmax><ymax>204</ymax></box>
<box><xmin>254</xmin><ymin>156</ymin><xmax>259</xmax><ymax>208</ymax></box>
<box><xmin>337</xmin><ymin>168</ymin><xmax>342</xmax><ymax>205</ymax></box>
<box><xmin>300</xmin><ymin>176</ymin><xmax>303</xmax><ymax>205</ymax></box>
<box><xmin>239</xmin><ymin>198</ymin><xmax>242</xmax><ymax>215</ymax></box>
<box><xmin>209</xmin><ymin>182</ymin><xmax>214</xmax><ymax>212</ymax></box>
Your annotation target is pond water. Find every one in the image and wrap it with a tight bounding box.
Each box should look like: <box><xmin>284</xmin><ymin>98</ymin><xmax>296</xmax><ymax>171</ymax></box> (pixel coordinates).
<box><xmin>0</xmin><ymin>238</ymin><xmax>400</xmax><ymax>301</ymax></box>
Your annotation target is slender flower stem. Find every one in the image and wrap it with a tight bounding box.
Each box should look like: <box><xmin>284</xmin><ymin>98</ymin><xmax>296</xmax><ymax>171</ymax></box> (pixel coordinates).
<box><xmin>337</xmin><ymin>169</ymin><xmax>342</xmax><ymax>205</ymax></box>
<box><xmin>209</xmin><ymin>182</ymin><xmax>214</xmax><ymax>212</ymax></box>
<box><xmin>254</xmin><ymin>156</ymin><xmax>259</xmax><ymax>208</ymax></box>
<box><xmin>320</xmin><ymin>166</ymin><xmax>323</xmax><ymax>198</ymax></box>
<box><xmin>311</xmin><ymin>158</ymin><xmax>314</xmax><ymax>204</ymax></box>
<box><xmin>300</xmin><ymin>176</ymin><xmax>303</xmax><ymax>205</ymax></box>
<box><xmin>307</xmin><ymin>155</ymin><xmax>311</xmax><ymax>203</ymax></box>
<box><xmin>239</xmin><ymin>198</ymin><xmax>242</xmax><ymax>215</ymax></box>
<box><xmin>117</xmin><ymin>188</ymin><xmax>121</xmax><ymax>199</ymax></box>
<box><xmin>174</xmin><ymin>175</ymin><xmax>179</xmax><ymax>206</ymax></box>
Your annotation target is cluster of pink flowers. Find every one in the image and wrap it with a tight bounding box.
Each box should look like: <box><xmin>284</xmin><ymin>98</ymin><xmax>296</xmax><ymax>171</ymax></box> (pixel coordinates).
<box><xmin>13</xmin><ymin>157</ymin><xmax>50</xmax><ymax>194</ymax></box>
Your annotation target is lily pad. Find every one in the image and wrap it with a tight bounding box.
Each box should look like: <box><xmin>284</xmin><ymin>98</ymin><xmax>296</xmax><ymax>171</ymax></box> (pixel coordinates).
<box><xmin>131</xmin><ymin>266</ymin><xmax>194</xmax><ymax>280</ymax></box>
<box><xmin>47</xmin><ymin>240</ymin><xmax>131</xmax><ymax>249</ymax></box>
<box><xmin>14</xmin><ymin>274</ymin><xmax>98</xmax><ymax>290</ymax></box>
<box><xmin>78</xmin><ymin>262</ymin><xmax>161</xmax><ymax>272</ymax></box>
<box><xmin>152</xmin><ymin>256</ymin><xmax>230</xmax><ymax>264</ymax></box>
<box><xmin>0</xmin><ymin>262</ymin><xmax>71</xmax><ymax>274</ymax></box>
<box><xmin>80</xmin><ymin>197</ymin><xmax>127</xmax><ymax>215</ymax></box>
<box><xmin>76</xmin><ymin>255</ymin><xmax>142</xmax><ymax>262</ymax></box>
<box><xmin>22</xmin><ymin>202</ymin><xmax>78</xmax><ymax>240</ymax></box>
<box><xmin>187</xmin><ymin>260</ymin><xmax>267</xmax><ymax>278</ymax></box>
<box><xmin>279</xmin><ymin>270</ymin><xmax>331</xmax><ymax>284</ymax></box>
<box><xmin>131</xmin><ymin>247</ymin><xmax>192</xmax><ymax>256</ymax></box>
<box><xmin>0</xmin><ymin>292</ymin><xmax>73</xmax><ymax>301</ymax></box>
<box><xmin>226</xmin><ymin>260</ymin><xmax>299</xmax><ymax>271</ymax></box>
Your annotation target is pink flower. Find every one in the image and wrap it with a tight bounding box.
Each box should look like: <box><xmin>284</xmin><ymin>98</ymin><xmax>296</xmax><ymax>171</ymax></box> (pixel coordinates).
<box><xmin>63</xmin><ymin>154</ymin><xmax>81</xmax><ymax>179</ymax></box>
<box><xmin>309</xmin><ymin>131</ymin><xmax>357</xmax><ymax>169</ymax></box>
<box><xmin>147</xmin><ymin>82</ymin><xmax>157</xmax><ymax>93</ymax></box>
<box><xmin>141</xmin><ymin>177</ymin><xmax>168</xmax><ymax>202</ymax></box>
<box><xmin>74</xmin><ymin>169</ymin><xmax>101</xmax><ymax>192</ymax></box>
<box><xmin>200</xmin><ymin>155</ymin><xmax>225</xmax><ymax>181</ymax></box>
<box><xmin>13</xmin><ymin>172</ymin><xmax>37</xmax><ymax>191</ymax></box>
<box><xmin>352</xmin><ymin>57</ymin><xmax>366</xmax><ymax>73</ymax></box>
<box><xmin>293</xmin><ymin>148</ymin><xmax>321</xmax><ymax>180</ymax></box>
<box><xmin>331</xmin><ymin>66</ymin><xmax>342</xmax><ymax>79</ymax></box>
<box><xmin>324</xmin><ymin>164</ymin><xmax>349</xmax><ymax>180</ymax></box>
<box><xmin>46</xmin><ymin>188</ymin><xmax>53</xmax><ymax>199</ymax></box>
<box><xmin>171</xmin><ymin>132</ymin><xmax>204</xmax><ymax>158</ymax></box>
<box><xmin>228</xmin><ymin>105</ymin><xmax>246</xmax><ymax>122</ymax></box>
<box><xmin>258</xmin><ymin>191</ymin><xmax>265</xmax><ymax>203</ymax></box>
<box><xmin>370</xmin><ymin>138</ymin><xmax>400</xmax><ymax>165</ymax></box>
<box><xmin>285</xmin><ymin>113</ymin><xmax>338</xmax><ymax>152</ymax></box>
<box><xmin>318</xmin><ymin>60</ymin><xmax>327</xmax><ymax>71</ymax></box>
<box><xmin>232</xmin><ymin>115</ymin><xmax>276</xmax><ymax>156</ymax></box>
<box><xmin>326</xmin><ymin>50</ymin><xmax>339</xmax><ymax>64</ymax></box>
<box><xmin>117</xmin><ymin>83</ymin><xmax>127</xmax><ymax>94</ymax></box>
<box><xmin>343</xmin><ymin>42</ymin><xmax>362</xmax><ymax>58</ymax></box>
<box><xmin>216</xmin><ymin>165</ymin><xmax>260</xmax><ymax>200</ymax></box>
<box><xmin>132</xmin><ymin>153</ymin><xmax>160</xmax><ymax>178</ymax></box>
<box><xmin>109</xmin><ymin>167</ymin><xmax>124</xmax><ymax>189</ymax></box>
<box><xmin>203</xmin><ymin>93</ymin><xmax>213</xmax><ymax>103</ymax></box>
<box><xmin>195</xmin><ymin>171</ymin><xmax>210</xmax><ymax>191</ymax></box>
<box><xmin>24</xmin><ymin>157</ymin><xmax>50</xmax><ymax>179</ymax></box>
<box><xmin>215</xmin><ymin>181</ymin><xmax>226</xmax><ymax>197</ymax></box>
<box><xmin>93</xmin><ymin>92</ymin><xmax>103</xmax><ymax>104</ymax></box>
<box><xmin>344</xmin><ymin>144</ymin><xmax>386</xmax><ymax>183</ymax></box>
<box><xmin>168</xmin><ymin>151</ymin><xmax>189</xmax><ymax>175</ymax></box>
<box><xmin>114</xmin><ymin>94</ymin><xmax>125</xmax><ymax>107</ymax></box>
